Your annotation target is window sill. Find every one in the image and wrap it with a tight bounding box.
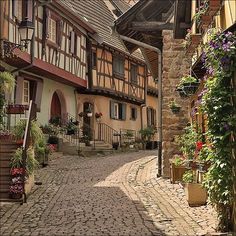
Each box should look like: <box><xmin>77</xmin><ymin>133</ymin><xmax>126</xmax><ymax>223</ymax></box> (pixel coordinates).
<box><xmin>113</xmin><ymin>73</ymin><xmax>125</xmax><ymax>80</ymax></box>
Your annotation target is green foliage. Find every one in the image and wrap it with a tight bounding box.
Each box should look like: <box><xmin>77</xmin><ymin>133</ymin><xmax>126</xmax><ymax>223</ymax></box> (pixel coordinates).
<box><xmin>14</xmin><ymin>120</ymin><xmax>43</xmax><ymax>145</ymax></box>
<box><xmin>172</xmin><ymin>155</ymin><xmax>183</xmax><ymax>166</ymax></box>
<box><xmin>0</xmin><ymin>71</ymin><xmax>15</xmax><ymax>92</ymax></box>
<box><xmin>168</xmin><ymin>100</ymin><xmax>181</xmax><ymax>109</ymax></box>
<box><xmin>139</xmin><ymin>126</ymin><xmax>156</xmax><ymax>142</ymax></box>
<box><xmin>182</xmin><ymin>170</ymin><xmax>194</xmax><ymax>183</ymax></box>
<box><xmin>200</xmin><ymin>29</ymin><xmax>236</xmax><ymax>230</ymax></box>
<box><xmin>176</xmin><ymin>125</ymin><xmax>199</xmax><ymax>160</ymax></box>
<box><xmin>177</xmin><ymin>75</ymin><xmax>198</xmax><ymax>89</ymax></box>
<box><xmin>47</xmin><ymin>135</ymin><xmax>59</xmax><ymax>144</ymax></box>
<box><xmin>0</xmin><ymin>72</ymin><xmax>15</xmax><ymax>126</ymax></box>
<box><xmin>10</xmin><ymin>147</ymin><xmax>39</xmax><ymax>176</ymax></box>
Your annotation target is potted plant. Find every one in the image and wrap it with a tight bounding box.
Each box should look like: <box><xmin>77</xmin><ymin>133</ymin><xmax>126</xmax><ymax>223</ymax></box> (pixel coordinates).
<box><xmin>169</xmin><ymin>100</ymin><xmax>181</xmax><ymax>114</ymax></box>
<box><xmin>13</xmin><ymin>120</ymin><xmax>44</xmax><ymax>146</ymax></box>
<box><xmin>177</xmin><ymin>75</ymin><xmax>200</xmax><ymax>97</ymax></box>
<box><xmin>139</xmin><ymin>126</ymin><xmax>157</xmax><ymax>150</ymax></box>
<box><xmin>47</xmin><ymin>135</ymin><xmax>59</xmax><ymax>151</ymax></box>
<box><xmin>66</xmin><ymin>121</ymin><xmax>76</xmax><ymax>135</ymax></box>
<box><xmin>182</xmin><ymin>170</ymin><xmax>207</xmax><ymax>206</ymax></box>
<box><xmin>10</xmin><ymin>147</ymin><xmax>39</xmax><ymax>197</ymax></box>
<box><xmin>112</xmin><ymin>142</ymin><xmax>119</xmax><ymax>150</ymax></box>
<box><xmin>95</xmin><ymin>112</ymin><xmax>102</xmax><ymax>122</ymax></box>
<box><xmin>170</xmin><ymin>155</ymin><xmax>187</xmax><ymax>184</ymax></box>
<box><xmin>176</xmin><ymin>125</ymin><xmax>199</xmax><ymax>168</ymax></box>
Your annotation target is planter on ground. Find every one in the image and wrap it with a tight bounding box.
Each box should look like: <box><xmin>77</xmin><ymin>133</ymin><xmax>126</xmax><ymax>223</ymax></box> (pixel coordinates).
<box><xmin>170</xmin><ymin>163</ymin><xmax>188</xmax><ymax>184</ymax></box>
<box><xmin>24</xmin><ymin>174</ymin><xmax>35</xmax><ymax>195</ymax></box>
<box><xmin>184</xmin><ymin>183</ymin><xmax>207</xmax><ymax>206</ymax></box>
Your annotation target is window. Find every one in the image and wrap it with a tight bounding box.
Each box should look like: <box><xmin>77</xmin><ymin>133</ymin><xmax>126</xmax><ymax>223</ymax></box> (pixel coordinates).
<box><xmin>23</xmin><ymin>80</ymin><xmax>30</xmax><ymax>104</ymax></box>
<box><xmin>48</xmin><ymin>17</ymin><xmax>57</xmax><ymax>43</ymax></box>
<box><xmin>113</xmin><ymin>55</ymin><xmax>124</xmax><ymax>78</ymax></box>
<box><xmin>13</xmin><ymin>0</ymin><xmax>33</xmax><ymax>22</ymax></box>
<box><xmin>92</xmin><ymin>51</ymin><xmax>97</xmax><ymax>68</ymax></box>
<box><xmin>130</xmin><ymin>107</ymin><xmax>137</xmax><ymax>120</ymax></box>
<box><xmin>130</xmin><ymin>64</ymin><xmax>137</xmax><ymax>84</ymax></box>
<box><xmin>147</xmin><ymin>107</ymin><xmax>156</xmax><ymax>127</ymax></box>
<box><xmin>13</xmin><ymin>0</ymin><xmax>23</xmax><ymax>21</ymax></box>
<box><xmin>110</xmin><ymin>101</ymin><xmax>126</xmax><ymax>120</ymax></box>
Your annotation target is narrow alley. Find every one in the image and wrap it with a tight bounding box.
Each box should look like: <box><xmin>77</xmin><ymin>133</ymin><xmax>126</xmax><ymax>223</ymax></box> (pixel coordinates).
<box><xmin>0</xmin><ymin>151</ymin><xmax>217</xmax><ymax>236</ymax></box>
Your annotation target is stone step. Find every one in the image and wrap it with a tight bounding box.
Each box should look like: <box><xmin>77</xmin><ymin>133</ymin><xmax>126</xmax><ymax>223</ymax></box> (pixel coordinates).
<box><xmin>0</xmin><ymin>175</ymin><xmax>11</xmax><ymax>182</ymax></box>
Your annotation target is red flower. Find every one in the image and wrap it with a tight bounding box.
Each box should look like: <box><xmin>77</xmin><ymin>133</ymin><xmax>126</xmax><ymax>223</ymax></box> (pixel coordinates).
<box><xmin>196</xmin><ymin>141</ymin><xmax>203</xmax><ymax>151</ymax></box>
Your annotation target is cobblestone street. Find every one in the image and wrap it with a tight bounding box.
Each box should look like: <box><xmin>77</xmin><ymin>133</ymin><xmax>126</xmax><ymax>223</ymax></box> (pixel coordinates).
<box><xmin>0</xmin><ymin>151</ymin><xmax>218</xmax><ymax>236</ymax></box>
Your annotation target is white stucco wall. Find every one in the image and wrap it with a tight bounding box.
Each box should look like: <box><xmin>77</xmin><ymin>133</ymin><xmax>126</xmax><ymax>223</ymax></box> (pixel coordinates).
<box><xmin>37</xmin><ymin>79</ymin><xmax>77</xmax><ymax>125</ymax></box>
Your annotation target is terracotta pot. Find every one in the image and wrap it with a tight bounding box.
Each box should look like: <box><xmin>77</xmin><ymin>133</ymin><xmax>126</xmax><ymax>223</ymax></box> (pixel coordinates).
<box><xmin>9</xmin><ymin>193</ymin><xmax>22</xmax><ymax>199</ymax></box>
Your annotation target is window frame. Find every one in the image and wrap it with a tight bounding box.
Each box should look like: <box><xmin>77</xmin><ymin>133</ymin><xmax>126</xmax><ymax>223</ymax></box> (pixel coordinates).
<box><xmin>130</xmin><ymin>107</ymin><xmax>137</xmax><ymax>121</ymax></box>
<box><xmin>130</xmin><ymin>63</ymin><xmax>138</xmax><ymax>84</ymax></box>
<box><xmin>110</xmin><ymin>100</ymin><xmax>126</xmax><ymax>120</ymax></box>
<box><xmin>22</xmin><ymin>80</ymin><xmax>30</xmax><ymax>105</ymax></box>
<box><xmin>113</xmin><ymin>55</ymin><xmax>125</xmax><ymax>79</ymax></box>
<box><xmin>48</xmin><ymin>17</ymin><xmax>57</xmax><ymax>44</ymax></box>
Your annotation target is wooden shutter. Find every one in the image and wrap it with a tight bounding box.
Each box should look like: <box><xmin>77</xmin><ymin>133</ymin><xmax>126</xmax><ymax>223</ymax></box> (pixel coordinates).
<box><xmin>12</xmin><ymin>0</ymin><xmax>17</xmax><ymax>17</ymax></box>
<box><xmin>110</xmin><ymin>100</ymin><xmax>115</xmax><ymax>119</ymax></box>
<box><xmin>121</xmin><ymin>103</ymin><xmax>126</xmax><ymax>120</ymax></box>
<box><xmin>134</xmin><ymin>108</ymin><xmax>137</xmax><ymax>119</ymax></box>
<box><xmin>70</xmin><ymin>31</ymin><xmax>75</xmax><ymax>54</ymax></box>
<box><xmin>15</xmin><ymin>76</ymin><xmax>24</xmax><ymax>104</ymax></box>
<box><xmin>42</xmin><ymin>7</ymin><xmax>49</xmax><ymax>48</ymax></box>
<box><xmin>57</xmin><ymin>20</ymin><xmax>63</xmax><ymax>47</ymax></box>
<box><xmin>35</xmin><ymin>80</ymin><xmax>43</xmax><ymax>111</ymax></box>
<box><xmin>26</xmin><ymin>0</ymin><xmax>33</xmax><ymax>21</ymax></box>
<box><xmin>147</xmin><ymin>107</ymin><xmax>150</xmax><ymax>126</ymax></box>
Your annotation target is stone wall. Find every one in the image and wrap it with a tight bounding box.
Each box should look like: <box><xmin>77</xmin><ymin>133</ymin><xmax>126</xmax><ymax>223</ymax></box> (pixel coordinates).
<box><xmin>161</xmin><ymin>30</ymin><xmax>192</xmax><ymax>177</ymax></box>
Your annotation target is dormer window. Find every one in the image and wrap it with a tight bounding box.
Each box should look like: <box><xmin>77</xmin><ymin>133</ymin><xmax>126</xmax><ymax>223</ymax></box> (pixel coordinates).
<box><xmin>113</xmin><ymin>55</ymin><xmax>125</xmax><ymax>79</ymax></box>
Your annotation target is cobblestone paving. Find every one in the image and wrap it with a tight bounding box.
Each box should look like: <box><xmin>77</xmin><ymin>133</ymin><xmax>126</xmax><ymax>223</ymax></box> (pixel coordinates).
<box><xmin>0</xmin><ymin>151</ymin><xmax>218</xmax><ymax>236</ymax></box>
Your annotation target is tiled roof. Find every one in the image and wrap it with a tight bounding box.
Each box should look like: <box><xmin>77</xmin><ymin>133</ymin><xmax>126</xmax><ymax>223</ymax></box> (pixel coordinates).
<box><xmin>60</xmin><ymin>0</ymin><xmax>144</xmax><ymax>61</ymax></box>
<box><xmin>111</xmin><ymin>0</ymin><xmax>130</xmax><ymax>13</ymax></box>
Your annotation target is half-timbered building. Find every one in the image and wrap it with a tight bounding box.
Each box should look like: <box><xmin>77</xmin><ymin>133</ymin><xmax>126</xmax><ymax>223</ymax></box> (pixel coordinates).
<box><xmin>0</xmin><ymin>0</ymin><xmax>98</xmax><ymax>125</ymax></box>
<box><xmin>60</xmin><ymin>0</ymin><xmax>159</xmax><ymax>143</ymax></box>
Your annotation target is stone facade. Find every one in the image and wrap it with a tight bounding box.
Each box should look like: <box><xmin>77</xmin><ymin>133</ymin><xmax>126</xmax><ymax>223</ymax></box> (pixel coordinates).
<box><xmin>161</xmin><ymin>30</ymin><xmax>192</xmax><ymax>177</ymax></box>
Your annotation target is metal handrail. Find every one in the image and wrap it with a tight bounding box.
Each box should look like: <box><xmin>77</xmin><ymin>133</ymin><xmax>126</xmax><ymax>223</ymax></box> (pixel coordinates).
<box><xmin>21</xmin><ymin>100</ymin><xmax>36</xmax><ymax>204</ymax></box>
<box><xmin>97</xmin><ymin>123</ymin><xmax>119</xmax><ymax>145</ymax></box>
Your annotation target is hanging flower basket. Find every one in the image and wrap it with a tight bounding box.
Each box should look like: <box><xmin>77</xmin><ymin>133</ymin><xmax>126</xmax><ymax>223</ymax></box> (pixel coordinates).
<box><xmin>177</xmin><ymin>76</ymin><xmax>200</xmax><ymax>97</ymax></box>
<box><xmin>182</xmin><ymin>82</ymin><xmax>200</xmax><ymax>96</ymax></box>
<box><xmin>169</xmin><ymin>100</ymin><xmax>181</xmax><ymax>114</ymax></box>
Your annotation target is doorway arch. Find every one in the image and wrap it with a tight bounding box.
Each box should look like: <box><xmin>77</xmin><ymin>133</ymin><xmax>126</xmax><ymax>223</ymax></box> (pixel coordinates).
<box><xmin>50</xmin><ymin>90</ymin><xmax>66</xmax><ymax>124</ymax></box>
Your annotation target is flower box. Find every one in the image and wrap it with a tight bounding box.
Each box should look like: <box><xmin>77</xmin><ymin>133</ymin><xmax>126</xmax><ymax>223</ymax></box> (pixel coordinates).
<box><xmin>6</xmin><ymin>104</ymin><xmax>25</xmax><ymax>114</ymax></box>
<box><xmin>186</xmin><ymin>34</ymin><xmax>202</xmax><ymax>53</ymax></box>
<box><xmin>198</xmin><ymin>15</ymin><xmax>212</xmax><ymax>31</ymax></box>
<box><xmin>184</xmin><ymin>183</ymin><xmax>207</xmax><ymax>206</ymax></box>
<box><xmin>206</xmin><ymin>0</ymin><xmax>222</xmax><ymax>16</ymax></box>
<box><xmin>170</xmin><ymin>163</ymin><xmax>188</xmax><ymax>184</ymax></box>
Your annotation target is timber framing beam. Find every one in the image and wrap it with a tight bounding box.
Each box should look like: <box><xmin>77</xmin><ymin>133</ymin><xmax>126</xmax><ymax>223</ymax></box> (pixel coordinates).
<box><xmin>130</xmin><ymin>21</ymin><xmax>173</xmax><ymax>31</ymax></box>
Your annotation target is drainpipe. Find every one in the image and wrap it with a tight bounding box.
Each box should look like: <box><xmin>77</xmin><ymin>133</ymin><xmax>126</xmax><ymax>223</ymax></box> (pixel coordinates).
<box><xmin>118</xmin><ymin>35</ymin><xmax>163</xmax><ymax>176</ymax></box>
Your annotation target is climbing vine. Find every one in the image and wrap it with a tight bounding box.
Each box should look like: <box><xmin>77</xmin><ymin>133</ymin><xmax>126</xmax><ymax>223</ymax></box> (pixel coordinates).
<box><xmin>201</xmin><ymin>29</ymin><xmax>236</xmax><ymax>231</ymax></box>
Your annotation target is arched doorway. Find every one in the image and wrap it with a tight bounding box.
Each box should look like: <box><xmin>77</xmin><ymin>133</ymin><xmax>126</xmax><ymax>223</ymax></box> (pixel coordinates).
<box><xmin>50</xmin><ymin>92</ymin><xmax>62</xmax><ymax>125</ymax></box>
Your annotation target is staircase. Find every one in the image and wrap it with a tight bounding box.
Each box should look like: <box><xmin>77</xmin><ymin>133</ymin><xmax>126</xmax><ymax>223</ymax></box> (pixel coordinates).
<box><xmin>0</xmin><ymin>141</ymin><xmax>20</xmax><ymax>201</ymax></box>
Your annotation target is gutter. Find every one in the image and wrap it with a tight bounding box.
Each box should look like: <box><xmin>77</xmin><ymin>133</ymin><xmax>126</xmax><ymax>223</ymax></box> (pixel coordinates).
<box><xmin>118</xmin><ymin>34</ymin><xmax>163</xmax><ymax>176</ymax></box>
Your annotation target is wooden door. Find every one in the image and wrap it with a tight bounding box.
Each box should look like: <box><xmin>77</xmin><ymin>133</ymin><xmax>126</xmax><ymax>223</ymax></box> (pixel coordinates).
<box><xmin>50</xmin><ymin>92</ymin><xmax>61</xmax><ymax>119</ymax></box>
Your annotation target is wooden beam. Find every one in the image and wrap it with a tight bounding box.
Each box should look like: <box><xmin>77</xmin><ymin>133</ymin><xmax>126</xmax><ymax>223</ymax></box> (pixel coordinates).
<box><xmin>130</xmin><ymin>21</ymin><xmax>173</xmax><ymax>31</ymax></box>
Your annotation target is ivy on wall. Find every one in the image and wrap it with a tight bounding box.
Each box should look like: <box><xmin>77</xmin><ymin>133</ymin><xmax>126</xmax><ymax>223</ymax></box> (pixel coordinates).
<box><xmin>201</xmin><ymin>29</ymin><xmax>236</xmax><ymax>231</ymax></box>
